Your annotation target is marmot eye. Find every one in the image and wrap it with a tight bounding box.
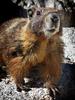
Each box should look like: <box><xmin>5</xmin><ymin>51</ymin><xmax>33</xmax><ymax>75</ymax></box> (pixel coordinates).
<box><xmin>36</xmin><ymin>11</ymin><xmax>41</xmax><ymax>15</ymax></box>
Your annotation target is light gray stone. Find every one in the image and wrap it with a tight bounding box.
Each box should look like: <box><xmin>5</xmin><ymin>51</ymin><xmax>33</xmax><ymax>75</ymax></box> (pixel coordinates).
<box><xmin>62</xmin><ymin>28</ymin><xmax>75</xmax><ymax>63</ymax></box>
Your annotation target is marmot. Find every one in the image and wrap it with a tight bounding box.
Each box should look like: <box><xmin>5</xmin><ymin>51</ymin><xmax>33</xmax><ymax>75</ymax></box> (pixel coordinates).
<box><xmin>0</xmin><ymin>8</ymin><xmax>63</xmax><ymax>91</ymax></box>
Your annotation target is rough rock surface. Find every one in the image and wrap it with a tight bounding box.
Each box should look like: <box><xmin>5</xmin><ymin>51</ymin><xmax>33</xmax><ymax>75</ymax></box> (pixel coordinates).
<box><xmin>0</xmin><ymin>78</ymin><xmax>51</xmax><ymax>100</ymax></box>
<box><xmin>62</xmin><ymin>28</ymin><xmax>75</xmax><ymax>63</ymax></box>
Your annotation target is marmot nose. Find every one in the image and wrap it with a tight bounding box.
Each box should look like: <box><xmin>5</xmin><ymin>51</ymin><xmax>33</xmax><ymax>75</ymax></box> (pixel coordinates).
<box><xmin>51</xmin><ymin>14</ymin><xmax>58</xmax><ymax>23</ymax></box>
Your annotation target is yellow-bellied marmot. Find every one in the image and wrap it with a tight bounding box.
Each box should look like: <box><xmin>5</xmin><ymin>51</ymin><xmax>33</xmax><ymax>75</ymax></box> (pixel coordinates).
<box><xmin>0</xmin><ymin>8</ymin><xmax>63</xmax><ymax>91</ymax></box>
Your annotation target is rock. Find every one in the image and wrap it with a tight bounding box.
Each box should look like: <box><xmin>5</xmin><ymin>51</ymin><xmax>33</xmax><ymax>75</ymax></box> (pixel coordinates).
<box><xmin>58</xmin><ymin>63</ymin><xmax>75</xmax><ymax>100</ymax></box>
<box><xmin>0</xmin><ymin>78</ymin><xmax>51</xmax><ymax>100</ymax></box>
<box><xmin>62</xmin><ymin>28</ymin><xmax>75</xmax><ymax>63</ymax></box>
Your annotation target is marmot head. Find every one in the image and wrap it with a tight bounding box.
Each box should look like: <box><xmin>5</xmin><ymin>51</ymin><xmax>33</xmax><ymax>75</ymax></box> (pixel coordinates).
<box><xmin>28</xmin><ymin>8</ymin><xmax>61</xmax><ymax>39</ymax></box>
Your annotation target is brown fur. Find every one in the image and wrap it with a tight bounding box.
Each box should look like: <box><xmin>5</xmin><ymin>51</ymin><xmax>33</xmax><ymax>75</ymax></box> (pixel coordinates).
<box><xmin>39</xmin><ymin>33</ymin><xmax>63</xmax><ymax>88</ymax></box>
<box><xmin>0</xmin><ymin>9</ymin><xmax>63</xmax><ymax>91</ymax></box>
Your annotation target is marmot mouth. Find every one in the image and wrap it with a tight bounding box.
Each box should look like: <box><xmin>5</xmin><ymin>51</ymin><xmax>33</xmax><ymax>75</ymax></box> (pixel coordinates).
<box><xmin>47</xmin><ymin>29</ymin><xmax>55</xmax><ymax>32</ymax></box>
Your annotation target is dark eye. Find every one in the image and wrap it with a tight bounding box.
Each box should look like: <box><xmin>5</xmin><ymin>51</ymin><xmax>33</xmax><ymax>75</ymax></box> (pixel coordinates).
<box><xmin>36</xmin><ymin>11</ymin><xmax>41</xmax><ymax>15</ymax></box>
